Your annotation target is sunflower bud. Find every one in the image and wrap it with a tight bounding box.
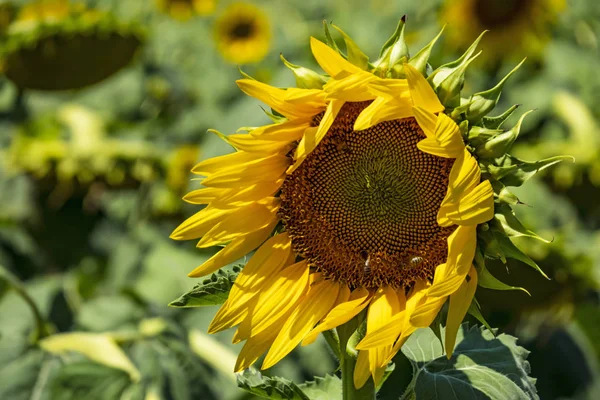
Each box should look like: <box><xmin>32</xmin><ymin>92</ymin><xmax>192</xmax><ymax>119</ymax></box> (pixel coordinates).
<box><xmin>280</xmin><ymin>54</ymin><xmax>327</xmax><ymax>89</ymax></box>
<box><xmin>475</xmin><ymin>110</ymin><xmax>533</xmax><ymax>159</ymax></box>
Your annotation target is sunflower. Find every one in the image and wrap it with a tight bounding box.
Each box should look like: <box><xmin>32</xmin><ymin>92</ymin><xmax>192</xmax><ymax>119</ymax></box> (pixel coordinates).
<box><xmin>172</xmin><ymin>21</ymin><xmax>558</xmax><ymax>387</ymax></box>
<box><xmin>0</xmin><ymin>0</ymin><xmax>143</xmax><ymax>91</ymax></box>
<box><xmin>156</xmin><ymin>0</ymin><xmax>216</xmax><ymax>20</ymax></box>
<box><xmin>442</xmin><ymin>0</ymin><xmax>565</xmax><ymax>60</ymax></box>
<box><xmin>213</xmin><ymin>3</ymin><xmax>270</xmax><ymax>65</ymax></box>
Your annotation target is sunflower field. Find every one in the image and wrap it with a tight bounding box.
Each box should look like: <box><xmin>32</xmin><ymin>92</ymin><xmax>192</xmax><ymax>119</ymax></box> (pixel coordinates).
<box><xmin>1</xmin><ymin>0</ymin><xmax>600</xmax><ymax>399</ymax></box>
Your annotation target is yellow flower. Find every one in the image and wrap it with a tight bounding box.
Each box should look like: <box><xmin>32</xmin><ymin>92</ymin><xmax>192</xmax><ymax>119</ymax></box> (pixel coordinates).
<box><xmin>172</xmin><ymin>21</ymin><xmax>551</xmax><ymax>387</ymax></box>
<box><xmin>156</xmin><ymin>0</ymin><xmax>216</xmax><ymax>20</ymax></box>
<box><xmin>442</xmin><ymin>0</ymin><xmax>565</xmax><ymax>60</ymax></box>
<box><xmin>213</xmin><ymin>2</ymin><xmax>270</xmax><ymax>65</ymax></box>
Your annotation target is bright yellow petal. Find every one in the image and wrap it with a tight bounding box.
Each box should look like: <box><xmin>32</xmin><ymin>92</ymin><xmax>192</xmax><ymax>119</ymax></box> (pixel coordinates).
<box><xmin>427</xmin><ymin>262</ymin><xmax>465</xmax><ymax>299</ymax></box>
<box><xmin>192</xmin><ymin>151</ymin><xmax>265</xmax><ymax>176</ymax></box>
<box><xmin>169</xmin><ymin>206</ymin><xmax>231</xmax><ymax>240</ymax></box>
<box><xmin>234</xmin><ymin>327</ymin><xmax>279</xmax><ymax>372</ymax></box>
<box><xmin>183</xmin><ymin>187</ymin><xmax>227</xmax><ymax>205</ymax></box>
<box><xmin>354</xmin><ymin>97</ymin><xmax>412</xmax><ymax>131</ymax></box>
<box><xmin>445</xmin><ymin>266</ymin><xmax>478</xmax><ymax>358</ymax></box>
<box><xmin>302</xmin><ymin>287</ymin><xmax>371</xmax><ymax>345</ymax></box>
<box><xmin>262</xmin><ymin>280</ymin><xmax>340</xmax><ymax>369</ymax></box>
<box><xmin>187</xmin><ymin>221</ymin><xmax>276</xmax><ymax>277</ymax></box>
<box><xmin>438</xmin><ymin>180</ymin><xmax>494</xmax><ymax>227</ymax></box>
<box><xmin>247</xmin><ymin>119</ymin><xmax>312</xmax><ymax>142</ymax></box>
<box><xmin>215</xmin><ymin>179</ymin><xmax>284</xmax><ymax>207</ymax></box>
<box><xmin>446</xmin><ymin>225</ymin><xmax>477</xmax><ymax>276</ymax></box>
<box><xmin>201</xmin><ymin>154</ymin><xmax>289</xmax><ymax>188</ymax></box>
<box><xmin>366</xmin><ymin>78</ymin><xmax>409</xmax><ymax>99</ymax></box>
<box><xmin>409</xmin><ymin>295</ymin><xmax>447</xmax><ymax>328</ymax></box>
<box><xmin>236</xmin><ymin>261</ymin><xmax>310</xmax><ymax>340</ymax></box>
<box><xmin>291</xmin><ymin>99</ymin><xmax>344</xmax><ymax>171</ymax></box>
<box><xmin>417</xmin><ymin>113</ymin><xmax>464</xmax><ymax>158</ymax></box>
<box><xmin>412</xmin><ymin>106</ymin><xmax>437</xmax><ymax>138</ymax></box>
<box><xmin>403</xmin><ymin>63</ymin><xmax>444</xmax><ymax>113</ymax></box>
<box><xmin>197</xmin><ymin>200</ymin><xmax>279</xmax><ymax>248</ymax></box>
<box><xmin>367</xmin><ymin>287</ymin><xmax>403</xmax><ymax>387</ymax></box>
<box><xmin>354</xmin><ymin>350</ymin><xmax>371</xmax><ymax>389</ymax></box>
<box><xmin>222</xmin><ymin>133</ymin><xmax>293</xmax><ymax>153</ymax></box>
<box><xmin>324</xmin><ymin>71</ymin><xmax>378</xmax><ymax>102</ymax></box>
<box><xmin>310</xmin><ymin>37</ymin><xmax>363</xmax><ymax>78</ymax></box>
<box><xmin>236</xmin><ymin>79</ymin><xmax>326</xmax><ymax>119</ymax></box>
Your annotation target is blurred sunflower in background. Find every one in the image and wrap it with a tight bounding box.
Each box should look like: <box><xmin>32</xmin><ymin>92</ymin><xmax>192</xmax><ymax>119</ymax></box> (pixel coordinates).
<box><xmin>213</xmin><ymin>2</ymin><xmax>271</xmax><ymax>64</ymax></box>
<box><xmin>172</xmin><ymin>20</ymin><xmax>561</xmax><ymax>386</ymax></box>
<box><xmin>442</xmin><ymin>0</ymin><xmax>565</xmax><ymax>61</ymax></box>
<box><xmin>0</xmin><ymin>0</ymin><xmax>143</xmax><ymax>91</ymax></box>
<box><xmin>156</xmin><ymin>0</ymin><xmax>216</xmax><ymax>20</ymax></box>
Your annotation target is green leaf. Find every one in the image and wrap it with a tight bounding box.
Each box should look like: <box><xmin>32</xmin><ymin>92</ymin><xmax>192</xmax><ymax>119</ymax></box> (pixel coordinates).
<box><xmin>236</xmin><ymin>368</ymin><xmax>310</xmax><ymax>400</ymax></box>
<box><xmin>169</xmin><ymin>266</ymin><xmax>240</xmax><ymax>308</ymax></box>
<box><xmin>401</xmin><ymin>324</ymin><xmax>538</xmax><ymax>400</ymax></box>
<box><xmin>298</xmin><ymin>375</ymin><xmax>342</xmax><ymax>400</ymax></box>
<box><xmin>49</xmin><ymin>362</ymin><xmax>135</xmax><ymax>400</ymax></box>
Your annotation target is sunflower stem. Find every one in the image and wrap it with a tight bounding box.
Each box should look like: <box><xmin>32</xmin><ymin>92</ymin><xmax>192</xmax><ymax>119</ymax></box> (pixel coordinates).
<box><xmin>337</xmin><ymin>314</ymin><xmax>375</xmax><ymax>400</ymax></box>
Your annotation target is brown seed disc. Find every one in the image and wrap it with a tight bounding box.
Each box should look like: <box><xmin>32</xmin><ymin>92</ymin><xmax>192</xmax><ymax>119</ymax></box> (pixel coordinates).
<box><xmin>279</xmin><ymin>101</ymin><xmax>456</xmax><ymax>289</ymax></box>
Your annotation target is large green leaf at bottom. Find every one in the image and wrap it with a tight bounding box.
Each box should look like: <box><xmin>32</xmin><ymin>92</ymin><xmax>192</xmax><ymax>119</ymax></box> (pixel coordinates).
<box><xmin>401</xmin><ymin>324</ymin><xmax>538</xmax><ymax>400</ymax></box>
<box><xmin>236</xmin><ymin>368</ymin><xmax>310</xmax><ymax>400</ymax></box>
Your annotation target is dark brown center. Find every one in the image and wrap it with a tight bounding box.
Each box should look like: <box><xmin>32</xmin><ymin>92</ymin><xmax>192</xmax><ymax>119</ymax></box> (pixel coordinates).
<box><xmin>229</xmin><ymin>20</ymin><xmax>254</xmax><ymax>39</ymax></box>
<box><xmin>279</xmin><ymin>101</ymin><xmax>455</xmax><ymax>289</ymax></box>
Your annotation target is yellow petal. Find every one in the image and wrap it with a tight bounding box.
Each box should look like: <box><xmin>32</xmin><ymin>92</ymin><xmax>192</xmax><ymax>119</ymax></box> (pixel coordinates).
<box><xmin>366</xmin><ymin>78</ymin><xmax>409</xmax><ymax>99</ymax></box>
<box><xmin>438</xmin><ymin>180</ymin><xmax>494</xmax><ymax>227</ymax></box>
<box><xmin>446</xmin><ymin>225</ymin><xmax>477</xmax><ymax>276</ymax></box>
<box><xmin>236</xmin><ymin>79</ymin><xmax>326</xmax><ymax>119</ymax></box>
<box><xmin>292</xmin><ymin>99</ymin><xmax>344</xmax><ymax>171</ymax></box>
<box><xmin>427</xmin><ymin>262</ymin><xmax>466</xmax><ymax>299</ymax></box>
<box><xmin>234</xmin><ymin>328</ymin><xmax>279</xmax><ymax>372</ymax></box>
<box><xmin>324</xmin><ymin>71</ymin><xmax>378</xmax><ymax>102</ymax></box>
<box><xmin>445</xmin><ymin>266</ymin><xmax>478</xmax><ymax>358</ymax></box>
<box><xmin>262</xmin><ymin>279</ymin><xmax>340</xmax><ymax>369</ymax></box>
<box><xmin>187</xmin><ymin>221</ymin><xmax>276</xmax><ymax>277</ymax></box>
<box><xmin>302</xmin><ymin>287</ymin><xmax>371</xmax><ymax>345</ymax></box>
<box><xmin>192</xmin><ymin>151</ymin><xmax>265</xmax><ymax>176</ymax></box>
<box><xmin>197</xmin><ymin>200</ymin><xmax>279</xmax><ymax>248</ymax></box>
<box><xmin>409</xmin><ymin>295</ymin><xmax>447</xmax><ymax>328</ymax></box>
<box><xmin>249</xmin><ymin>119</ymin><xmax>312</xmax><ymax>142</ymax></box>
<box><xmin>215</xmin><ymin>179</ymin><xmax>284</xmax><ymax>207</ymax></box>
<box><xmin>201</xmin><ymin>154</ymin><xmax>289</xmax><ymax>188</ymax></box>
<box><xmin>353</xmin><ymin>349</ymin><xmax>371</xmax><ymax>389</ymax></box>
<box><xmin>223</xmin><ymin>133</ymin><xmax>293</xmax><ymax>153</ymax></box>
<box><xmin>412</xmin><ymin>106</ymin><xmax>437</xmax><ymax>138</ymax></box>
<box><xmin>354</xmin><ymin>97</ymin><xmax>412</xmax><ymax>131</ymax></box>
<box><xmin>404</xmin><ymin>63</ymin><xmax>444</xmax><ymax>113</ymax></box>
<box><xmin>310</xmin><ymin>37</ymin><xmax>363</xmax><ymax>78</ymax></box>
<box><xmin>236</xmin><ymin>261</ymin><xmax>310</xmax><ymax>339</ymax></box>
<box><xmin>367</xmin><ymin>287</ymin><xmax>402</xmax><ymax>387</ymax></box>
<box><xmin>417</xmin><ymin>113</ymin><xmax>464</xmax><ymax>158</ymax></box>
<box><xmin>169</xmin><ymin>206</ymin><xmax>231</xmax><ymax>240</ymax></box>
<box><xmin>183</xmin><ymin>187</ymin><xmax>228</xmax><ymax>205</ymax></box>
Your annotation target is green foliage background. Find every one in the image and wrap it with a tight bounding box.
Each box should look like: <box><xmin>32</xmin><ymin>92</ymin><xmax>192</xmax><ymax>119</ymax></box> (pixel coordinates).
<box><xmin>1</xmin><ymin>0</ymin><xmax>600</xmax><ymax>399</ymax></box>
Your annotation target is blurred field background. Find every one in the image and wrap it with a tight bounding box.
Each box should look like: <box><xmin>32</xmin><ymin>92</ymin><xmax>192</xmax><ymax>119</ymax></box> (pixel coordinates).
<box><xmin>1</xmin><ymin>0</ymin><xmax>600</xmax><ymax>399</ymax></box>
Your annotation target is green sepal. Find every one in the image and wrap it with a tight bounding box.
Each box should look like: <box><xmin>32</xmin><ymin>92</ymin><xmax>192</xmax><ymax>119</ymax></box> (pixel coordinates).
<box><xmin>467</xmin><ymin>126</ymin><xmax>503</xmax><ymax>148</ymax></box>
<box><xmin>331</xmin><ymin>24</ymin><xmax>369</xmax><ymax>70</ymax></box>
<box><xmin>488</xmin><ymin>154</ymin><xmax>574</xmax><ymax>187</ymax></box>
<box><xmin>168</xmin><ymin>266</ymin><xmax>240</xmax><ymax>308</ymax></box>
<box><xmin>464</xmin><ymin>59</ymin><xmax>526</xmax><ymax>122</ymax></box>
<box><xmin>474</xmin><ymin>248</ymin><xmax>530</xmax><ymax>294</ymax></box>
<box><xmin>429</xmin><ymin>31</ymin><xmax>486</xmax><ymax>89</ymax></box>
<box><xmin>491</xmin><ymin>228</ymin><xmax>549</xmax><ymax>279</ymax></box>
<box><xmin>408</xmin><ymin>26</ymin><xmax>444</xmax><ymax>74</ymax></box>
<box><xmin>280</xmin><ymin>54</ymin><xmax>327</xmax><ymax>89</ymax></box>
<box><xmin>489</xmin><ymin>179</ymin><xmax>522</xmax><ymax>205</ymax></box>
<box><xmin>482</xmin><ymin>104</ymin><xmax>520</xmax><ymax>129</ymax></box>
<box><xmin>435</xmin><ymin>51</ymin><xmax>482</xmax><ymax>109</ymax></box>
<box><xmin>263</xmin><ymin>107</ymin><xmax>287</xmax><ymax>124</ymax></box>
<box><xmin>322</xmin><ymin>20</ymin><xmax>343</xmax><ymax>54</ymax></box>
<box><xmin>467</xmin><ymin>298</ymin><xmax>494</xmax><ymax>333</ymax></box>
<box><xmin>237</xmin><ymin>368</ymin><xmax>310</xmax><ymax>400</ymax></box>
<box><xmin>373</xmin><ymin>17</ymin><xmax>408</xmax><ymax>77</ymax></box>
<box><xmin>378</xmin><ymin>16</ymin><xmax>406</xmax><ymax>58</ymax></box>
<box><xmin>493</xmin><ymin>203</ymin><xmax>550</xmax><ymax>243</ymax></box>
<box><xmin>475</xmin><ymin>110</ymin><xmax>534</xmax><ymax>159</ymax></box>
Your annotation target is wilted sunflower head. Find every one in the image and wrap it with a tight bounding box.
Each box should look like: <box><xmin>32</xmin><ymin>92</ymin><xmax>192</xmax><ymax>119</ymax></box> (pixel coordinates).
<box><xmin>442</xmin><ymin>0</ymin><xmax>565</xmax><ymax>60</ymax></box>
<box><xmin>0</xmin><ymin>0</ymin><xmax>143</xmax><ymax>91</ymax></box>
<box><xmin>155</xmin><ymin>0</ymin><xmax>216</xmax><ymax>20</ymax></box>
<box><xmin>172</xmin><ymin>19</ymin><xmax>566</xmax><ymax>387</ymax></box>
<box><xmin>213</xmin><ymin>2</ymin><xmax>270</xmax><ymax>64</ymax></box>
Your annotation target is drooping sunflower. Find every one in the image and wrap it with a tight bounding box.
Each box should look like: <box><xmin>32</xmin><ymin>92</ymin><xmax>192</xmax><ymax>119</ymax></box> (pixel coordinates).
<box><xmin>213</xmin><ymin>2</ymin><xmax>270</xmax><ymax>65</ymax></box>
<box><xmin>156</xmin><ymin>0</ymin><xmax>216</xmax><ymax>20</ymax></box>
<box><xmin>0</xmin><ymin>0</ymin><xmax>143</xmax><ymax>91</ymax></box>
<box><xmin>171</xmin><ymin>21</ymin><xmax>562</xmax><ymax>387</ymax></box>
<box><xmin>442</xmin><ymin>0</ymin><xmax>565</xmax><ymax>60</ymax></box>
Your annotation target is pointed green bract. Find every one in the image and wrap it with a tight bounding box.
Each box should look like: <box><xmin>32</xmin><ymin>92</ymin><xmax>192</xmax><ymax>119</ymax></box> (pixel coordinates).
<box><xmin>408</xmin><ymin>26</ymin><xmax>444</xmax><ymax>74</ymax></box>
<box><xmin>280</xmin><ymin>54</ymin><xmax>327</xmax><ymax>89</ymax></box>
<box><xmin>476</xmin><ymin>110</ymin><xmax>534</xmax><ymax>159</ymax></box>
<box><xmin>483</xmin><ymin>104</ymin><xmax>521</xmax><ymax>129</ymax></box>
<box><xmin>436</xmin><ymin>51</ymin><xmax>482</xmax><ymax>108</ymax></box>
<box><xmin>331</xmin><ymin>24</ymin><xmax>369</xmax><ymax>70</ymax></box>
